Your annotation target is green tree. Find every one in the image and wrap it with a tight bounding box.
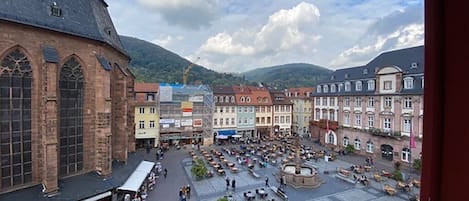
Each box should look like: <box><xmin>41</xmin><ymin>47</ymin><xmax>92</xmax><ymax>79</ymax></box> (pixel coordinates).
<box><xmin>345</xmin><ymin>144</ymin><xmax>355</xmax><ymax>154</ymax></box>
<box><xmin>413</xmin><ymin>158</ymin><xmax>422</xmax><ymax>171</ymax></box>
<box><xmin>191</xmin><ymin>158</ymin><xmax>208</xmax><ymax>180</ymax></box>
<box><xmin>217</xmin><ymin>197</ymin><xmax>228</xmax><ymax>201</ymax></box>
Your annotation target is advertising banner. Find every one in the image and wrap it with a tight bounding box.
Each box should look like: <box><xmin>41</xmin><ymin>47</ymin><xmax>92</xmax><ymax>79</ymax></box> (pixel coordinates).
<box><xmin>181</xmin><ymin>101</ymin><xmax>193</xmax><ymax>116</ymax></box>
<box><xmin>193</xmin><ymin>119</ymin><xmax>202</xmax><ymax>127</ymax></box>
<box><xmin>189</xmin><ymin>95</ymin><xmax>204</xmax><ymax>102</ymax></box>
<box><xmin>181</xmin><ymin>119</ymin><xmax>193</xmax><ymax>126</ymax></box>
<box><xmin>174</xmin><ymin>119</ymin><xmax>181</xmax><ymax>128</ymax></box>
<box><xmin>159</xmin><ymin>119</ymin><xmax>175</xmax><ymax>124</ymax></box>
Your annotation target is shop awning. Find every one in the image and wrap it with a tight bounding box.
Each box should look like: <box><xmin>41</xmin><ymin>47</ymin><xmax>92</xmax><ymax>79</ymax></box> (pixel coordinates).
<box><xmin>232</xmin><ymin>134</ymin><xmax>242</xmax><ymax>138</ymax></box>
<box><xmin>216</xmin><ymin>135</ymin><xmax>229</xmax><ymax>139</ymax></box>
<box><xmin>117</xmin><ymin>161</ymin><xmax>155</xmax><ymax>192</ymax></box>
<box><xmin>217</xmin><ymin>130</ymin><xmax>236</xmax><ymax>136</ymax></box>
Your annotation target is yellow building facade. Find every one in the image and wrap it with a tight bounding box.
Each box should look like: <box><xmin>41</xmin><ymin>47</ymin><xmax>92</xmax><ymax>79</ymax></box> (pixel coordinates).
<box><xmin>134</xmin><ymin>83</ymin><xmax>160</xmax><ymax>148</ymax></box>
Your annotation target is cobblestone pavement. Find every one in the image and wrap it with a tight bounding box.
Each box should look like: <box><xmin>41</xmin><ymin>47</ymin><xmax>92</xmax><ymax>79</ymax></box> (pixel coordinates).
<box><xmin>145</xmin><ymin>140</ymin><xmax>421</xmax><ymax>201</ymax></box>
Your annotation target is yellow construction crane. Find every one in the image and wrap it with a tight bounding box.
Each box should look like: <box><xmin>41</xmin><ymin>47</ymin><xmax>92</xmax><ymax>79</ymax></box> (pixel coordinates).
<box><xmin>183</xmin><ymin>57</ymin><xmax>200</xmax><ymax>85</ymax></box>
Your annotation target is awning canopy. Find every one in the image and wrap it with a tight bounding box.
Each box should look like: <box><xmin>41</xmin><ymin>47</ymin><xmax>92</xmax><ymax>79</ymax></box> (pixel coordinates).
<box><xmin>232</xmin><ymin>134</ymin><xmax>242</xmax><ymax>138</ymax></box>
<box><xmin>216</xmin><ymin>135</ymin><xmax>229</xmax><ymax>139</ymax></box>
<box><xmin>117</xmin><ymin>161</ymin><xmax>155</xmax><ymax>192</ymax></box>
<box><xmin>217</xmin><ymin>130</ymin><xmax>236</xmax><ymax>136</ymax></box>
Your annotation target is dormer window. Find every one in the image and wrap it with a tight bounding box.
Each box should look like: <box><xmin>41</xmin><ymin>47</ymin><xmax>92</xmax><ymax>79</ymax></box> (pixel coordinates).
<box><xmin>363</xmin><ymin>69</ymin><xmax>368</xmax><ymax>75</ymax></box>
<box><xmin>375</xmin><ymin>67</ymin><xmax>379</xmax><ymax>73</ymax></box>
<box><xmin>345</xmin><ymin>82</ymin><xmax>351</xmax><ymax>92</ymax></box>
<box><xmin>355</xmin><ymin>81</ymin><xmax>362</xmax><ymax>91</ymax></box>
<box><xmin>331</xmin><ymin>84</ymin><xmax>336</xmax><ymax>93</ymax></box>
<box><xmin>257</xmin><ymin>97</ymin><xmax>262</xmax><ymax>102</ymax></box>
<box><xmin>338</xmin><ymin>83</ymin><xmax>343</xmax><ymax>92</ymax></box>
<box><xmin>246</xmin><ymin>97</ymin><xmax>251</xmax><ymax>103</ymax></box>
<box><xmin>231</xmin><ymin>96</ymin><xmax>235</xmax><ymax>103</ymax></box>
<box><xmin>220</xmin><ymin>96</ymin><xmax>224</xmax><ymax>103</ymax></box>
<box><xmin>404</xmin><ymin>77</ymin><xmax>414</xmax><ymax>89</ymax></box>
<box><xmin>324</xmin><ymin>85</ymin><xmax>329</xmax><ymax>93</ymax></box>
<box><xmin>240</xmin><ymin>97</ymin><xmax>245</xmax><ymax>102</ymax></box>
<box><xmin>50</xmin><ymin>2</ymin><xmax>62</xmax><ymax>17</ymax></box>
<box><xmin>368</xmin><ymin>80</ymin><xmax>375</xmax><ymax>91</ymax></box>
<box><xmin>214</xmin><ymin>96</ymin><xmax>218</xmax><ymax>103</ymax></box>
<box><xmin>345</xmin><ymin>73</ymin><xmax>349</xmax><ymax>79</ymax></box>
<box><xmin>331</xmin><ymin>75</ymin><xmax>335</xmax><ymax>80</ymax></box>
<box><xmin>263</xmin><ymin>97</ymin><xmax>268</xmax><ymax>103</ymax></box>
<box><xmin>317</xmin><ymin>85</ymin><xmax>322</xmax><ymax>93</ymax></box>
<box><xmin>411</xmin><ymin>62</ymin><xmax>418</xmax><ymax>69</ymax></box>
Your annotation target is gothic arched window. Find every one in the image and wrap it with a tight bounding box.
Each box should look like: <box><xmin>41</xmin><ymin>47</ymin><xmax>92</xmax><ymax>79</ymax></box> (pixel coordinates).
<box><xmin>59</xmin><ymin>57</ymin><xmax>84</xmax><ymax>177</ymax></box>
<box><xmin>0</xmin><ymin>49</ymin><xmax>33</xmax><ymax>188</ymax></box>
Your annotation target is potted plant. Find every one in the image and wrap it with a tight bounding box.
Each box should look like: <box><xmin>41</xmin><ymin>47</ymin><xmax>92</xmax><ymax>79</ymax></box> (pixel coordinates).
<box><xmin>191</xmin><ymin>158</ymin><xmax>208</xmax><ymax>180</ymax></box>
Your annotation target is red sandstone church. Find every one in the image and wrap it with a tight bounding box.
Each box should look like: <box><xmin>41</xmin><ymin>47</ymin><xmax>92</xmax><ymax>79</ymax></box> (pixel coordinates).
<box><xmin>0</xmin><ymin>0</ymin><xmax>137</xmax><ymax>199</ymax></box>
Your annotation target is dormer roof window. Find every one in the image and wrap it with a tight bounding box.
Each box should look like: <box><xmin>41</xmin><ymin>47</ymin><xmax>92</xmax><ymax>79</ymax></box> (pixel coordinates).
<box><xmin>317</xmin><ymin>85</ymin><xmax>322</xmax><ymax>93</ymax></box>
<box><xmin>50</xmin><ymin>2</ymin><xmax>62</xmax><ymax>17</ymax></box>
<box><xmin>345</xmin><ymin>73</ymin><xmax>349</xmax><ymax>79</ymax></box>
<box><xmin>363</xmin><ymin>69</ymin><xmax>368</xmax><ymax>75</ymax></box>
<box><xmin>411</xmin><ymin>62</ymin><xmax>418</xmax><ymax>69</ymax></box>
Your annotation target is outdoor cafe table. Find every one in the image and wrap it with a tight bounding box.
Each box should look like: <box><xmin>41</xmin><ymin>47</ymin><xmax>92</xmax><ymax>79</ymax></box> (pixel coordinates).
<box><xmin>209</xmin><ymin>161</ymin><xmax>216</xmax><ymax>166</ymax></box>
<box><xmin>258</xmin><ymin>189</ymin><xmax>267</xmax><ymax>198</ymax></box>
<box><xmin>222</xmin><ymin>159</ymin><xmax>229</xmax><ymax>164</ymax></box>
<box><xmin>217</xmin><ymin>169</ymin><xmax>225</xmax><ymax>175</ymax></box>
<box><xmin>220</xmin><ymin>156</ymin><xmax>225</xmax><ymax>160</ymax></box>
<box><xmin>287</xmin><ymin>156</ymin><xmax>294</xmax><ymax>160</ymax></box>
<box><xmin>230</xmin><ymin>167</ymin><xmax>239</xmax><ymax>173</ymax></box>
<box><xmin>227</xmin><ymin>162</ymin><xmax>235</xmax><ymax>167</ymax></box>
<box><xmin>282</xmin><ymin>159</ymin><xmax>289</xmax><ymax>164</ymax></box>
<box><xmin>213</xmin><ymin>164</ymin><xmax>220</xmax><ymax>169</ymax></box>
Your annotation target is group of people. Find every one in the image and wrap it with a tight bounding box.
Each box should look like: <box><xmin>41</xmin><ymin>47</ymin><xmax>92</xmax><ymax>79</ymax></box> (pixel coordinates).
<box><xmin>225</xmin><ymin>176</ymin><xmax>236</xmax><ymax>190</ymax></box>
<box><xmin>365</xmin><ymin>156</ymin><xmax>374</xmax><ymax>166</ymax></box>
<box><xmin>179</xmin><ymin>185</ymin><xmax>191</xmax><ymax>201</ymax></box>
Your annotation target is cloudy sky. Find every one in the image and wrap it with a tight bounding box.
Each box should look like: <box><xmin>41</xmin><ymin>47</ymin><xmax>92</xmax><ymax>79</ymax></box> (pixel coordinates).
<box><xmin>108</xmin><ymin>0</ymin><xmax>424</xmax><ymax>72</ymax></box>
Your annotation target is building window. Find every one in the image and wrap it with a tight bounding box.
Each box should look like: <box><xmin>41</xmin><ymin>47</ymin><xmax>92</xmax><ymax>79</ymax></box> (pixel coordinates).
<box><xmin>404</xmin><ymin>77</ymin><xmax>414</xmax><ymax>89</ymax></box>
<box><xmin>259</xmin><ymin>117</ymin><xmax>264</xmax><ymax>124</ymax></box>
<box><xmin>315</xmin><ymin>97</ymin><xmax>320</xmax><ymax>106</ymax></box>
<box><xmin>354</xmin><ymin>139</ymin><xmax>361</xmax><ymax>150</ymax></box>
<box><xmin>344</xmin><ymin>113</ymin><xmax>350</xmax><ymax>125</ymax></box>
<box><xmin>355</xmin><ymin>97</ymin><xmax>361</xmax><ymax>107</ymax></box>
<box><xmin>317</xmin><ymin>85</ymin><xmax>322</xmax><ymax>93</ymax></box>
<box><xmin>59</xmin><ymin>57</ymin><xmax>84</xmax><ymax>177</ymax></box>
<box><xmin>256</xmin><ymin>117</ymin><xmax>260</xmax><ymax>124</ymax></box>
<box><xmin>146</xmin><ymin>93</ymin><xmax>155</xmax><ymax>101</ymax></box>
<box><xmin>324</xmin><ymin>85</ymin><xmax>329</xmax><ymax>93</ymax></box>
<box><xmin>244</xmin><ymin>107</ymin><xmax>248</xmax><ymax>113</ymax></box>
<box><xmin>363</xmin><ymin>69</ymin><xmax>368</xmax><ymax>75</ymax></box>
<box><xmin>149</xmin><ymin>121</ymin><xmax>155</xmax><ymax>128</ymax></box>
<box><xmin>214</xmin><ymin>118</ymin><xmax>218</xmax><ymax>125</ymax></box>
<box><xmin>231</xmin><ymin>118</ymin><xmax>235</xmax><ymax>125</ymax></box>
<box><xmin>345</xmin><ymin>82</ymin><xmax>351</xmax><ymax>91</ymax></box>
<box><xmin>214</xmin><ymin>96</ymin><xmax>218</xmax><ymax>102</ymax></box>
<box><xmin>286</xmin><ymin>116</ymin><xmax>290</xmax><ymax>123</ymax></box>
<box><xmin>286</xmin><ymin>106</ymin><xmax>290</xmax><ymax>112</ymax></box>
<box><xmin>260</xmin><ymin>106</ymin><xmax>265</xmax><ymax>113</ymax></box>
<box><xmin>220</xmin><ymin>118</ymin><xmax>224</xmax><ymax>125</ymax></box>
<box><xmin>328</xmin><ymin>133</ymin><xmax>335</xmax><ymax>144</ymax></box>
<box><xmin>246</xmin><ymin>97</ymin><xmax>251</xmax><ymax>103</ymax></box>
<box><xmin>139</xmin><ymin>121</ymin><xmax>145</xmax><ymax>129</ymax></box>
<box><xmin>220</xmin><ymin>107</ymin><xmax>224</xmax><ymax>113</ymax></box>
<box><xmin>238</xmin><ymin>107</ymin><xmax>242</xmax><ymax>113</ymax></box>
<box><xmin>139</xmin><ymin>107</ymin><xmax>145</xmax><ymax>114</ymax></box>
<box><xmin>344</xmin><ymin>97</ymin><xmax>350</xmax><ymax>107</ymax></box>
<box><xmin>315</xmin><ymin>110</ymin><xmax>320</xmax><ymax>121</ymax></box>
<box><xmin>231</xmin><ymin>96</ymin><xmax>235</xmax><ymax>103</ymax></box>
<box><xmin>355</xmin><ymin>114</ymin><xmax>361</xmax><ymax>126</ymax></box>
<box><xmin>356</xmin><ymin>81</ymin><xmax>362</xmax><ymax>91</ymax></box>
<box><xmin>384</xmin><ymin>81</ymin><xmax>392</xmax><ymax>90</ymax></box>
<box><xmin>339</xmin><ymin>83</ymin><xmax>343</xmax><ymax>92</ymax></box>
<box><xmin>403</xmin><ymin>119</ymin><xmax>412</xmax><ymax>133</ymax></box>
<box><xmin>238</xmin><ymin>118</ymin><xmax>242</xmax><ymax>124</ymax></box>
<box><xmin>255</xmin><ymin>106</ymin><xmax>259</xmax><ymax>113</ymax></box>
<box><xmin>240</xmin><ymin>97</ymin><xmax>245</xmax><ymax>102</ymax></box>
<box><xmin>219</xmin><ymin>96</ymin><xmax>224</xmax><ymax>103</ymax></box>
<box><xmin>150</xmin><ymin>107</ymin><xmax>156</xmax><ymax>114</ymax></box>
<box><xmin>50</xmin><ymin>3</ymin><xmax>62</xmax><ymax>17</ymax></box>
<box><xmin>275</xmin><ymin>106</ymin><xmax>279</xmax><ymax>112</ymax></box>
<box><xmin>230</xmin><ymin>107</ymin><xmax>234</xmax><ymax>113</ymax></box>
<box><xmin>330</xmin><ymin>110</ymin><xmax>335</xmax><ymax>121</ymax></box>
<box><xmin>384</xmin><ymin>118</ymin><xmax>392</xmax><ymax>131</ymax></box>
<box><xmin>225</xmin><ymin>118</ymin><xmax>229</xmax><ymax>125</ymax></box>
<box><xmin>275</xmin><ymin>116</ymin><xmax>279</xmax><ymax>124</ymax></box>
<box><xmin>368</xmin><ymin>115</ymin><xmax>374</xmax><ymax>128</ymax></box>
<box><xmin>368</xmin><ymin>80</ymin><xmax>375</xmax><ymax>91</ymax></box>
<box><xmin>401</xmin><ymin>148</ymin><xmax>410</xmax><ymax>162</ymax></box>
<box><xmin>384</xmin><ymin>97</ymin><xmax>392</xmax><ymax>108</ymax></box>
<box><xmin>280</xmin><ymin>106</ymin><xmax>285</xmax><ymax>112</ymax></box>
<box><xmin>244</xmin><ymin>118</ymin><xmax>248</xmax><ymax>124</ymax></box>
<box><xmin>322</xmin><ymin>97</ymin><xmax>327</xmax><ymax>106</ymax></box>
<box><xmin>0</xmin><ymin>49</ymin><xmax>33</xmax><ymax>187</ymax></box>
<box><xmin>330</xmin><ymin>98</ymin><xmax>335</xmax><ymax>106</ymax></box>
<box><xmin>404</xmin><ymin>97</ymin><xmax>412</xmax><ymax>109</ymax></box>
<box><xmin>331</xmin><ymin>84</ymin><xmax>336</xmax><ymax>93</ymax></box>
<box><xmin>267</xmin><ymin>117</ymin><xmax>271</xmax><ymax>124</ymax></box>
<box><xmin>368</xmin><ymin>97</ymin><xmax>374</xmax><ymax>108</ymax></box>
<box><xmin>366</xmin><ymin>141</ymin><xmax>374</xmax><ymax>153</ymax></box>
<box><xmin>280</xmin><ymin>116</ymin><xmax>285</xmax><ymax>124</ymax></box>
<box><xmin>343</xmin><ymin>137</ymin><xmax>349</xmax><ymax>146</ymax></box>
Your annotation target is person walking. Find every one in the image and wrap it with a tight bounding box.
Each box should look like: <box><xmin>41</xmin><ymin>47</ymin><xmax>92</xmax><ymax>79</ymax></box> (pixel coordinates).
<box><xmin>231</xmin><ymin>179</ymin><xmax>236</xmax><ymax>190</ymax></box>
<box><xmin>225</xmin><ymin>176</ymin><xmax>230</xmax><ymax>190</ymax></box>
<box><xmin>186</xmin><ymin>184</ymin><xmax>191</xmax><ymax>199</ymax></box>
<box><xmin>265</xmin><ymin>176</ymin><xmax>269</xmax><ymax>187</ymax></box>
<box><xmin>179</xmin><ymin>187</ymin><xmax>183</xmax><ymax>200</ymax></box>
<box><xmin>280</xmin><ymin>176</ymin><xmax>284</xmax><ymax>188</ymax></box>
<box><xmin>164</xmin><ymin>168</ymin><xmax>168</xmax><ymax>179</ymax></box>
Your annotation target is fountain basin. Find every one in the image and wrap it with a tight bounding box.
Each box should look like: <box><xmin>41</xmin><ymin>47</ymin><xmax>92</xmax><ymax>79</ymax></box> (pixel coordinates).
<box><xmin>279</xmin><ymin>163</ymin><xmax>322</xmax><ymax>189</ymax></box>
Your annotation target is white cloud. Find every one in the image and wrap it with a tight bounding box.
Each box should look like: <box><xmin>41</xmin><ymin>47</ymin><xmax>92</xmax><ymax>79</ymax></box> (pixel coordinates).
<box><xmin>136</xmin><ymin>0</ymin><xmax>219</xmax><ymax>29</ymax></box>
<box><xmin>151</xmin><ymin>35</ymin><xmax>184</xmax><ymax>49</ymax></box>
<box><xmin>330</xmin><ymin>5</ymin><xmax>424</xmax><ymax>68</ymax></box>
<box><xmin>196</xmin><ymin>2</ymin><xmax>322</xmax><ymax>72</ymax></box>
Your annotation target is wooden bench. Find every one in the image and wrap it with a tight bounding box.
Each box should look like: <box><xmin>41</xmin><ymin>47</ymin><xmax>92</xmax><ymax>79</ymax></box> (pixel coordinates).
<box><xmin>248</xmin><ymin>169</ymin><xmax>260</xmax><ymax>178</ymax></box>
<box><xmin>384</xmin><ymin>184</ymin><xmax>397</xmax><ymax>196</ymax></box>
<box><xmin>269</xmin><ymin>186</ymin><xmax>288</xmax><ymax>200</ymax></box>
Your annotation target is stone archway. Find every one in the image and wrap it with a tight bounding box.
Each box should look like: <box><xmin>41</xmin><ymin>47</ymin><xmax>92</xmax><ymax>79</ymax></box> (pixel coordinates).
<box><xmin>381</xmin><ymin>144</ymin><xmax>394</xmax><ymax>161</ymax></box>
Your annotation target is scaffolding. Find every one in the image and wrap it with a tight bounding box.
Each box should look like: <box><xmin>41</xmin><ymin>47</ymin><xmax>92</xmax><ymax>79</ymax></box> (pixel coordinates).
<box><xmin>158</xmin><ymin>83</ymin><xmax>214</xmax><ymax>145</ymax></box>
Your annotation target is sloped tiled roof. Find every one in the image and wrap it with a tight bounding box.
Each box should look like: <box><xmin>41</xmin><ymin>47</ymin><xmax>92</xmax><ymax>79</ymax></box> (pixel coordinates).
<box><xmin>286</xmin><ymin>87</ymin><xmax>315</xmax><ymax>98</ymax></box>
<box><xmin>134</xmin><ymin>83</ymin><xmax>159</xmax><ymax>92</ymax></box>
<box><xmin>0</xmin><ymin>0</ymin><xmax>128</xmax><ymax>57</ymax></box>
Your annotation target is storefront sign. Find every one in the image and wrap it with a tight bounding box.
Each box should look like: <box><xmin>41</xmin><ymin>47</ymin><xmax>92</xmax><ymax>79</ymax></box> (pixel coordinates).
<box><xmin>181</xmin><ymin>119</ymin><xmax>192</xmax><ymax>126</ymax></box>
<box><xmin>159</xmin><ymin>119</ymin><xmax>175</xmax><ymax>124</ymax></box>
<box><xmin>193</xmin><ymin>119</ymin><xmax>202</xmax><ymax>127</ymax></box>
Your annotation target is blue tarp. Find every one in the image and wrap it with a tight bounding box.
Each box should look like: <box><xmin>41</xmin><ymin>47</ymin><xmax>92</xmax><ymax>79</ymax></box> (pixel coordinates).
<box><xmin>218</xmin><ymin>130</ymin><xmax>236</xmax><ymax>136</ymax></box>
